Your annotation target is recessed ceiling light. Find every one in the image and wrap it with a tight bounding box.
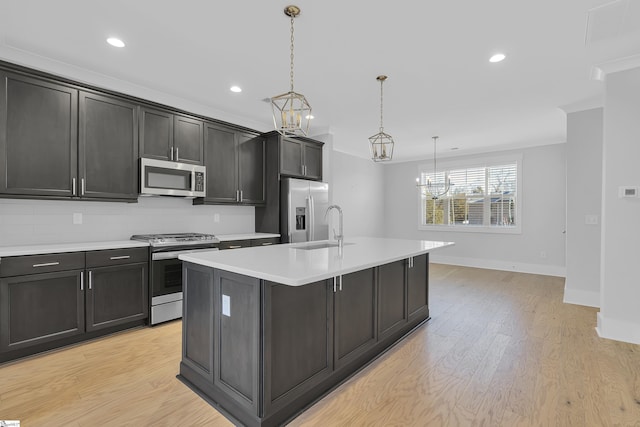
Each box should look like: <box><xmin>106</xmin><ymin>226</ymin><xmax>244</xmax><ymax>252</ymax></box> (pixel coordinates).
<box><xmin>489</xmin><ymin>53</ymin><xmax>506</xmax><ymax>63</ymax></box>
<box><xmin>305</xmin><ymin>115</ymin><xmax>314</xmax><ymax>120</ymax></box>
<box><xmin>230</xmin><ymin>86</ymin><xmax>242</xmax><ymax>93</ymax></box>
<box><xmin>107</xmin><ymin>37</ymin><xmax>125</xmax><ymax>48</ymax></box>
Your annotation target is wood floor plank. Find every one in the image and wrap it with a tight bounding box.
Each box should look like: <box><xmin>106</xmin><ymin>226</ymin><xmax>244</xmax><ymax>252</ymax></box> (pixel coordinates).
<box><xmin>2</xmin><ymin>264</ymin><xmax>640</xmax><ymax>426</ymax></box>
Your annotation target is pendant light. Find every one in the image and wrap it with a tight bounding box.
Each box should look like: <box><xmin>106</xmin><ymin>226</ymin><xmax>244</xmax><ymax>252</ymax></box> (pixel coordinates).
<box><xmin>416</xmin><ymin>136</ymin><xmax>451</xmax><ymax>199</ymax></box>
<box><xmin>271</xmin><ymin>5</ymin><xmax>312</xmax><ymax>137</ymax></box>
<box><xmin>369</xmin><ymin>75</ymin><xmax>394</xmax><ymax>162</ymax></box>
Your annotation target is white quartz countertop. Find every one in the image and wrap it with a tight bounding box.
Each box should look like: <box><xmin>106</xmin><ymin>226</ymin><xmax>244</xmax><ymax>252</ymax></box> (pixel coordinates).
<box><xmin>179</xmin><ymin>237</ymin><xmax>454</xmax><ymax>286</ymax></box>
<box><xmin>216</xmin><ymin>233</ymin><xmax>280</xmax><ymax>242</ymax></box>
<box><xmin>0</xmin><ymin>240</ymin><xmax>149</xmax><ymax>257</ymax></box>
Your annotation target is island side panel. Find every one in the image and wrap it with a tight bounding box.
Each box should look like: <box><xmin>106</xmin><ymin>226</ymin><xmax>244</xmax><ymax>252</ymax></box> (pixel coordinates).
<box><xmin>182</xmin><ymin>263</ymin><xmax>214</xmax><ymax>381</ymax></box>
<box><xmin>262</xmin><ymin>279</ymin><xmax>334</xmax><ymax>417</ymax></box>
<box><xmin>407</xmin><ymin>253</ymin><xmax>430</xmax><ymax>323</ymax></box>
<box><xmin>213</xmin><ymin>269</ymin><xmax>261</xmax><ymax>417</ymax></box>
<box><xmin>377</xmin><ymin>259</ymin><xmax>408</xmax><ymax>341</ymax></box>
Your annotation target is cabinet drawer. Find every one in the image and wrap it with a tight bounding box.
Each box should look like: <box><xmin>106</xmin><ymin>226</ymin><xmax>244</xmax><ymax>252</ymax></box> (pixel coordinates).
<box><xmin>0</xmin><ymin>252</ymin><xmax>85</xmax><ymax>278</ymax></box>
<box><xmin>86</xmin><ymin>248</ymin><xmax>149</xmax><ymax>268</ymax></box>
<box><xmin>250</xmin><ymin>238</ymin><xmax>280</xmax><ymax>247</ymax></box>
<box><xmin>219</xmin><ymin>240</ymin><xmax>251</xmax><ymax>250</ymax></box>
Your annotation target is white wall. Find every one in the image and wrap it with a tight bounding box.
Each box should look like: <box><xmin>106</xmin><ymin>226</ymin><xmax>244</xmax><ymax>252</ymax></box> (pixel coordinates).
<box><xmin>331</xmin><ymin>151</ymin><xmax>386</xmax><ymax>238</ymax></box>
<box><xmin>383</xmin><ymin>144</ymin><xmax>567</xmax><ymax>276</ymax></box>
<box><xmin>564</xmin><ymin>108</ymin><xmax>603</xmax><ymax>307</ymax></box>
<box><xmin>0</xmin><ymin>197</ymin><xmax>255</xmax><ymax>246</ymax></box>
<box><xmin>597</xmin><ymin>66</ymin><xmax>640</xmax><ymax>344</ymax></box>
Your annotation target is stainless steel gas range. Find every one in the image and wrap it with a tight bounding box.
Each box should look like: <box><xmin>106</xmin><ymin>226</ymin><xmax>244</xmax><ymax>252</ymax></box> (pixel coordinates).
<box><xmin>131</xmin><ymin>233</ymin><xmax>219</xmax><ymax>325</ymax></box>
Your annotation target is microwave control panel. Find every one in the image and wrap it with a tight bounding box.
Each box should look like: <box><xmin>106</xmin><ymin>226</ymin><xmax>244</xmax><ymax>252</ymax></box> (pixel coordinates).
<box><xmin>195</xmin><ymin>172</ymin><xmax>205</xmax><ymax>192</ymax></box>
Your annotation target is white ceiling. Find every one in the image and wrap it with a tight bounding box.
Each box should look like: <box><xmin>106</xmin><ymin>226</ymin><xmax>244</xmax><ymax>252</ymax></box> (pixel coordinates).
<box><xmin>0</xmin><ymin>0</ymin><xmax>638</xmax><ymax>162</ymax></box>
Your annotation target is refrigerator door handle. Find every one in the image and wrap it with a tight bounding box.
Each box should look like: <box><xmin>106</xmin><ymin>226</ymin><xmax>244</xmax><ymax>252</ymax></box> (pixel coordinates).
<box><xmin>309</xmin><ymin>196</ymin><xmax>315</xmax><ymax>241</ymax></box>
<box><xmin>306</xmin><ymin>197</ymin><xmax>312</xmax><ymax>241</ymax></box>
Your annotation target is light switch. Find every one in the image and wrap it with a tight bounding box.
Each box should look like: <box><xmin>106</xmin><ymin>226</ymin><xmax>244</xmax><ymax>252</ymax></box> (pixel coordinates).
<box><xmin>73</xmin><ymin>213</ymin><xmax>83</xmax><ymax>225</ymax></box>
<box><xmin>214</xmin><ymin>213</ymin><xmax>220</xmax><ymax>223</ymax></box>
<box><xmin>222</xmin><ymin>294</ymin><xmax>231</xmax><ymax>317</ymax></box>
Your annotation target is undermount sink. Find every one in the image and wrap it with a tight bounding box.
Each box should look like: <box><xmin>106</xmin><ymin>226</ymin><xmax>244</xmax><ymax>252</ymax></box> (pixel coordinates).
<box><xmin>294</xmin><ymin>242</ymin><xmax>353</xmax><ymax>250</ymax></box>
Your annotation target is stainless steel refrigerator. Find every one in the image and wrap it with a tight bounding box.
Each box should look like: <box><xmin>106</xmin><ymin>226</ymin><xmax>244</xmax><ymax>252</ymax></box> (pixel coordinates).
<box><xmin>281</xmin><ymin>178</ymin><xmax>329</xmax><ymax>243</ymax></box>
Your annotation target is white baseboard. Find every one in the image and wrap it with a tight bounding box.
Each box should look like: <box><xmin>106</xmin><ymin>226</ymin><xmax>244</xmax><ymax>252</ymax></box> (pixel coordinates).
<box><xmin>562</xmin><ymin>284</ymin><xmax>600</xmax><ymax>308</ymax></box>
<box><xmin>596</xmin><ymin>312</ymin><xmax>640</xmax><ymax>345</ymax></box>
<box><xmin>430</xmin><ymin>254</ymin><xmax>566</xmax><ymax>277</ymax></box>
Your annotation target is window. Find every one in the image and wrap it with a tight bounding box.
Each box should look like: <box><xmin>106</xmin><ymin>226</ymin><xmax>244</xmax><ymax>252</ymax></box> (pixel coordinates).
<box><xmin>418</xmin><ymin>160</ymin><xmax>520</xmax><ymax>233</ymax></box>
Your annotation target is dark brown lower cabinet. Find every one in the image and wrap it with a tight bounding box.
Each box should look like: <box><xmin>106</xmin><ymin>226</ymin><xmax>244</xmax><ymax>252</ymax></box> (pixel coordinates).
<box><xmin>334</xmin><ymin>268</ymin><xmax>377</xmax><ymax>369</ymax></box>
<box><xmin>0</xmin><ymin>247</ymin><xmax>149</xmax><ymax>362</ymax></box>
<box><xmin>179</xmin><ymin>256</ymin><xmax>430</xmax><ymax>427</ymax></box>
<box><xmin>0</xmin><ymin>270</ymin><xmax>84</xmax><ymax>352</ymax></box>
<box><xmin>85</xmin><ymin>262</ymin><xmax>148</xmax><ymax>332</ymax></box>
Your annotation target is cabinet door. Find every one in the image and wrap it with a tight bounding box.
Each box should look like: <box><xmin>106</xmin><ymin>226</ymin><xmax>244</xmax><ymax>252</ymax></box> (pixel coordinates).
<box><xmin>378</xmin><ymin>260</ymin><xmax>407</xmax><ymax>341</ymax></box>
<box><xmin>203</xmin><ymin>123</ymin><xmax>238</xmax><ymax>203</ymax></box>
<box><xmin>85</xmin><ymin>262</ymin><xmax>148</xmax><ymax>332</ymax></box>
<box><xmin>139</xmin><ymin>107</ymin><xmax>173</xmax><ymax>161</ymax></box>
<box><xmin>263</xmin><ymin>280</ymin><xmax>333</xmax><ymax>416</ymax></box>
<box><xmin>303</xmin><ymin>141</ymin><xmax>323</xmax><ymax>180</ymax></box>
<box><xmin>238</xmin><ymin>133</ymin><xmax>265</xmax><ymax>205</ymax></box>
<box><xmin>0</xmin><ymin>270</ymin><xmax>84</xmax><ymax>352</ymax></box>
<box><xmin>407</xmin><ymin>254</ymin><xmax>429</xmax><ymax>323</ymax></box>
<box><xmin>279</xmin><ymin>138</ymin><xmax>304</xmax><ymax>177</ymax></box>
<box><xmin>174</xmin><ymin>114</ymin><xmax>204</xmax><ymax>165</ymax></box>
<box><xmin>213</xmin><ymin>269</ymin><xmax>260</xmax><ymax>416</ymax></box>
<box><xmin>79</xmin><ymin>92</ymin><xmax>138</xmax><ymax>200</ymax></box>
<box><xmin>334</xmin><ymin>268</ymin><xmax>377</xmax><ymax>369</ymax></box>
<box><xmin>0</xmin><ymin>72</ymin><xmax>78</xmax><ymax>197</ymax></box>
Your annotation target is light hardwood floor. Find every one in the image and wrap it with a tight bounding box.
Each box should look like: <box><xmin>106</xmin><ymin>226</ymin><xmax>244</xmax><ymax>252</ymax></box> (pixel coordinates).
<box><xmin>1</xmin><ymin>264</ymin><xmax>639</xmax><ymax>426</ymax></box>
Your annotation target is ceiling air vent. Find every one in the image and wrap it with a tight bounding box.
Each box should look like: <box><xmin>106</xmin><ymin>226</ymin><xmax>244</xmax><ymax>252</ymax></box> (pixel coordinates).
<box><xmin>586</xmin><ymin>0</ymin><xmax>640</xmax><ymax>45</ymax></box>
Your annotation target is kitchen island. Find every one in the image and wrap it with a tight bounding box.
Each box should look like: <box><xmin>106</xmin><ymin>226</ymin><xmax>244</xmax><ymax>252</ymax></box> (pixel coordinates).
<box><xmin>178</xmin><ymin>237</ymin><xmax>453</xmax><ymax>427</ymax></box>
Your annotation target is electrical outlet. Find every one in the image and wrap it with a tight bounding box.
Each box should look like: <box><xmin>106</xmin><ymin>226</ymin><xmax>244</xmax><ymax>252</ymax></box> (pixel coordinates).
<box><xmin>73</xmin><ymin>213</ymin><xmax>83</xmax><ymax>225</ymax></box>
<box><xmin>214</xmin><ymin>213</ymin><xmax>220</xmax><ymax>223</ymax></box>
<box><xmin>222</xmin><ymin>294</ymin><xmax>230</xmax><ymax>317</ymax></box>
<box><xmin>585</xmin><ymin>215</ymin><xmax>599</xmax><ymax>225</ymax></box>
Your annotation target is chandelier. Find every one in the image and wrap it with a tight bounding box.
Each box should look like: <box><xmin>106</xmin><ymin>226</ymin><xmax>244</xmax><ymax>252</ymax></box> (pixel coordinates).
<box><xmin>271</xmin><ymin>5</ymin><xmax>312</xmax><ymax>137</ymax></box>
<box><xmin>369</xmin><ymin>75</ymin><xmax>394</xmax><ymax>162</ymax></box>
<box><xmin>416</xmin><ymin>136</ymin><xmax>451</xmax><ymax>199</ymax></box>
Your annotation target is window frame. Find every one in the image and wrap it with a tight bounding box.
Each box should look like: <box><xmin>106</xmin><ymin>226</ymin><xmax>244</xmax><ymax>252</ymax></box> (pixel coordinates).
<box><xmin>417</xmin><ymin>154</ymin><xmax>523</xmax><ymax>234</ymax></box>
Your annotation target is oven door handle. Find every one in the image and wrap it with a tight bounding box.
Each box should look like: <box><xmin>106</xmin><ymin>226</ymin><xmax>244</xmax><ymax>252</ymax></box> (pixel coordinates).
<box><xmin>152</xmin><ymin>248</ymin><xmax>218</xmax><ymax>261</ymax></box>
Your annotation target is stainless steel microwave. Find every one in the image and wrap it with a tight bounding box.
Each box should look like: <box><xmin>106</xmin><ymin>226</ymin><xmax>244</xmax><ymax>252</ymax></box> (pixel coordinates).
<box><xmin>140</xmin><ymin>158</ymin><xmax>206</xmax><ymax>198</ymax></box>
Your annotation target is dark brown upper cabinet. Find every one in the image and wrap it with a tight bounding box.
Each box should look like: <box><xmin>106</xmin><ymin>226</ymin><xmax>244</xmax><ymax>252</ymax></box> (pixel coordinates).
<box><xmin>279</xmin><ymin>137</ymin><xmax>323</xmax><ymax>180</ymax></box>
<box><xmin>139</xmin><ymin>106</ymin><xmax>204</xmax><ymax>165</ymax></box>
<box><xmin>0</xmin><ymin>71</ymin><xmax>78</xmax><ymax>197</ymax></box>
<box><xmin>196</xmin><ymin>122</ymin><xmax>265</xmax><ymax>205</ymax></box>
<box><xmin>79</xmin><ymin>91</ymin><xmax>138</xmax><ymax>201</ymax></box>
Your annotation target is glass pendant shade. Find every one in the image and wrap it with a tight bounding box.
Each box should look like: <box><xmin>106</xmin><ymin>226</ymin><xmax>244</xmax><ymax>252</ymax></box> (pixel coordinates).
<box><xmin>271</xmin><ymin>90</ymin><xmax>312</xmax><ymax>137</ymax></box>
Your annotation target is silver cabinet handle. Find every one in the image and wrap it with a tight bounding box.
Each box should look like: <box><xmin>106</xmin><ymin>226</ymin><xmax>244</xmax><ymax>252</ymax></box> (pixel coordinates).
<box><xmin>175</xmin><ymin>147</ymin><xmax>179</xmax><ymax>162</ymax></box>
<box><xmin>170</xmin><ymin>147</ymin><xmax>174</xmax><ymax>161</ymax></box>
<box><xmin>81</xmin><ymin>273</ymin><xmax>84</xmax><ymax>291</ymax></box>
<box><xmin>339</xmin><ymin>275</ymin><xmax>342</xmax><ymax>291</ymax></box>
<box><xmin>110</xmin><ymin>255</ymin><xmax>131</xmax><ymax>260</ymax></box>
<box><xmin>239</xmin><ymin>190</ymin><xmax>243</xmax><ymax>202</ymax></box>
<box><xmin>227</xmin><ymin>245</ymin><xmax>242</xmax><ymax>249</ymax></box>
<box><xmin>236</xmin><ymin>190</ymin><xmax>240</xmax><ymax>202</ymax></box>
<box><xmin>33</xmin><ymin>262</ymin><xmax>60</xmax><ymax>268</ymax></box>
<box><xmin>261</xmin><ymin>242</ymin><xmax>273</xmax><ymax>246</ymax></box>
<box><xmin>81</xmin><ymin>178</ymin><xmax>85</xmax><ymax>196</ymax></box>
<box><xmin>88</xmin><ymin>270</ymin><xmax>92</xmax><ymax>290</ymax></box>
<box><xmin>72</xmin><ymin>178</ymin><xmax>77</xmax><ymax>195</ymax></box>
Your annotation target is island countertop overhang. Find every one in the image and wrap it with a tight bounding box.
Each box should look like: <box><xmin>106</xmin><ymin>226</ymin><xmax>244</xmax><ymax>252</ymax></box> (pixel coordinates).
<box><xmin>179</xmin><ymin>237</ymin><xmax>454</xmax><ymax>286</ymax></box>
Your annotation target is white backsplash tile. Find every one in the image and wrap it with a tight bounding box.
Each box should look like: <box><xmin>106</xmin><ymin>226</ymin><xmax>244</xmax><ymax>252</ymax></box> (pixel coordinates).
<box><xmin>0</xmin><ymin>197</ymin><xmax>255</xmax><ymax>246</ymax></box>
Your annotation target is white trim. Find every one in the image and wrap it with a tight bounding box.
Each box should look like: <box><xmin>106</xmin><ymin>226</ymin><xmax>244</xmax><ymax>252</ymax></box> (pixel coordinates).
<box><xmin>596</xmin><ymin>312</ymin><xmax>640</xmax><ymax>345</ymax></box>
<box><xmin>418</xmin><ymin>224</ymin><xmax>521</xmax><ymax>234</ymax></box>
<box><xmin>562</xmin><ymin>284</ymin><xmax>600</xmax><ymax>308</ymax></box>
<box><xmin>430</xmin><ymin>254</ymin><xmax>566</xmax><ymax>277</ymax></box>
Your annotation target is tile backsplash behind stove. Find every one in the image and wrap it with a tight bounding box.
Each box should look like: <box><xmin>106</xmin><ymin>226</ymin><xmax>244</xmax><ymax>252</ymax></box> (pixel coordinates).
<box><xmin>0</xmin><ymin>197</ymin><xmax>255</xmax><ymax>246</ymax></box>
